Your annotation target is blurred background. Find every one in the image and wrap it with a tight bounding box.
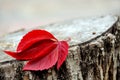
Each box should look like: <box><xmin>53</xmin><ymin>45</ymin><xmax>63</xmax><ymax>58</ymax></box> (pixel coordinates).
<box><xmin>0</xmin><ymin>0</ymin><xmax>120</xmax><ymax>36</ymax></box>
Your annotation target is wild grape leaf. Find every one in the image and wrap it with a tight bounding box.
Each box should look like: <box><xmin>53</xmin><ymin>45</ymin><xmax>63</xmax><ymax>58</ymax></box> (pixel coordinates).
<box><xmin>4</xmin><ymin>40</ymin><xmax>57</xmax><ymax>60</ymax></box>
<box><xmin>23</xmin><ymin>41</ymin><xmax>68</xmax><ymax>70</ymax></box>
<box><xmin>17</xmin><ymin>30</ymin><xmax>57</xmax><ymax>52</ymax></box>
<box><xmin>4</xmin><ymin>30</ymin><xmax>57</xmax><ymax>60</ymax></box>
<box><xmin>23</xmin><ymin>44</ymin><xmax>59</xmax><ymax>71</ymax></box>
<box><xmin>57</xmin><ymin>41</ymin><xmax>69</xmax><ymax>69</ymax></box>
<box><xmin>4</xmin><ymin>29</ymin><xmax>69</xmax><ymax>71</ymax></box>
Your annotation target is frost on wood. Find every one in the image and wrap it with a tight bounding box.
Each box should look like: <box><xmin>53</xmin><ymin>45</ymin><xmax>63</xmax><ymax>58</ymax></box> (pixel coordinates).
<box><xmin>0</xmin><ymin>15</ymin><xmax>120</xmax><ymax>80</ymax></box>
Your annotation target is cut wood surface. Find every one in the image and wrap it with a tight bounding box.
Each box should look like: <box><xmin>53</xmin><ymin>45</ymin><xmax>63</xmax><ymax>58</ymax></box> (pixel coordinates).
<box><xmin>0</xmin><ymin>15</ymin><xmax>120</xmax><ymax>80</ymax></box>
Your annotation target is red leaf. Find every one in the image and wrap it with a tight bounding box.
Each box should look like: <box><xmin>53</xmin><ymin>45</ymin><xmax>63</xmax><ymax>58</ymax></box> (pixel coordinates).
<box><xmin>23</xmin><ymin>41</ymin><xmax>68</xmax><ymax>71</ymax></box>
<box><xmin>4</xmin><ymin>29</ymin><xmax>69</xmax><ymax>71</ymax></box>
<box><xmin>17</xmin><ymin>30</ymin><xmax>57</xmax><ymax>52</ymax></box>
<box><xmin>23</xmin><ymin>45</ymin><xmax>59</xmax><ymax>71</ymax></box>
<box><xmin>57</xmin><ymin>41</ymin><xmax>69</xmax><ymax>69</ymax></box>
<box><xmin>4</xmin><ymin>40</ymin><xmax>57</xmax><ymax>60</ymax></box>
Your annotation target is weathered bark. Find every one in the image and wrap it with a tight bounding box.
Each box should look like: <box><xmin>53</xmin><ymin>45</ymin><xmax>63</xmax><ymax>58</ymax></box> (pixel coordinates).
<box><xmin>0</xmin><ymin>15</ymin><xmax>119</xmax><ymax>80</ymax></box>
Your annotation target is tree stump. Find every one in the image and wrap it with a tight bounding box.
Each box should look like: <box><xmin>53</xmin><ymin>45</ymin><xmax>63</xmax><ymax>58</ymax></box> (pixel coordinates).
<box><xmin>0</xmin><ymin>15</ymin><xmax>120</xmax><ymax>80</ymax></box>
